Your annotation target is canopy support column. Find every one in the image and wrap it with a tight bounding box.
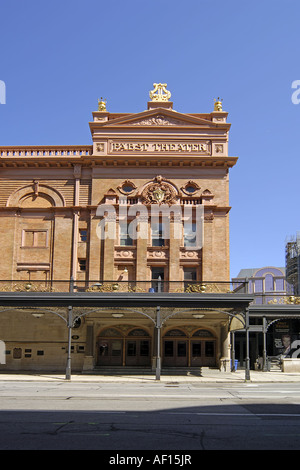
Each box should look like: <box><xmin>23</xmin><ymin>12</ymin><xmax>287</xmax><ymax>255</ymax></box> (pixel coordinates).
<box><xmin>65</xmin><ymin>305</ymin><xmax>73</xmax><ymax>380</ymax></box>
<box><xmin>245</xmin><ymin>308</ymin><xmax>251</xmax><ymax>381</ymax></box>
<box><xmin>155</xmin><ymin>306</ymin><xmax>161</xmax><ymax>380</ymax></box>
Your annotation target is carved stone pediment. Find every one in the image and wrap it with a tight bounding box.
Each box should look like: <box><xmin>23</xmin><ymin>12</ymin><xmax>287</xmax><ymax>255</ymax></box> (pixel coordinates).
<box><xmin>98</xmin><ymin>109</ymin><xmax>219</xmax><ymax>128</ymax></box>
<box><xmin>132</xmin><ymin>114</ymin><xmax>189</xmax><ymax>126</ymax></box>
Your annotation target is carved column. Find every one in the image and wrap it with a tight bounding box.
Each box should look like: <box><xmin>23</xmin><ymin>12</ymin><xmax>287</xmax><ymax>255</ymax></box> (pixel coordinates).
<box><xmin>168</xmin><ymin>213</ymin><xmax>181</xmax><ymax>292</ymax></box>
<box><xmin>102</xmin><ymin>212</ymin><xmax>116</xmax><ymax>280</ymax></box>
<box><xmin>136</xmin><ymin>212</ymin><xmax>149</xmax><ymax>285</ymax></box>
<box><xmin>202</xmin><ymin>211</ymin><xmax>214</xmax><ymax>281</ymax></box>
<box><xmin>72</xmin><ymin>165</ymin><xmax>81</xmax><ymax>281</ymax></box>
<box><xmin>88</xmin><ymin>210</ymin><xmax>102</xmax><ymax>281</ymax></box>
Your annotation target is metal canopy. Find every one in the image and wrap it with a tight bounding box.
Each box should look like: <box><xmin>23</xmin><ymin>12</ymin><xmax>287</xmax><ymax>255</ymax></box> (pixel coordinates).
<box><xmin>0</xmin><ymin>291</ymin><xmax>254</xmax><ymax>382</ymax></box>
<box><xmin>0</xmin><ymin>292</ymin><xmax>254</xmax><ymax>309</ymax></box>
<box><xmin>249</xmin><ymin>304</ymin><xmax>300</xmax><ymax>318</ymax></box>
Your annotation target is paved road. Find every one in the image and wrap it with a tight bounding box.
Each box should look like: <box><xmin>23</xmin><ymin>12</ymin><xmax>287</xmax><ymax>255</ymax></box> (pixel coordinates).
<box><xmin>1</xmin><ymin>381</ymin><xmax>300</xmax><ymax>451</ymax></box>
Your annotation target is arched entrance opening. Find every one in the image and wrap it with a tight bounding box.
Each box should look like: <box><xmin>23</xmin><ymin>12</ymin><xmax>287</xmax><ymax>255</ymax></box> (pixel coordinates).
<box><xmin>163</xmin><ymin>329</ymin><xmax>188</xmax><ymax>367</ymax></box>
<box><xmin>97</xmin><ymin>327</ymin><xmax>151</xmax><ymax>367</ymax></box>
<box><xmin>190</xmin><ymin>329</ymin><xmax>216</xmax><ymax>367</ymax></box>
<box><xmin>162</xmin><ymin>328</ymin><xmax>216</xmax><ymax>367</ymax></box>
<box><xmin>97</xmin><ymin>328</ymin><xmax>123</xmax><ymax>366</ymax></box>
<box><xmin>125</xmin><ymin>328</ymin><xmax>151</xmax><ymax>366</ymax></box>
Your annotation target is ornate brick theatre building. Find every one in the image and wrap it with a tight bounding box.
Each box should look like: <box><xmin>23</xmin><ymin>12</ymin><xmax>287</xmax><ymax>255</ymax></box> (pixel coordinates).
<box><xmin>0</xmin><ymin>84</ymin><xmax>250</xmax><ymax>375</ymax></box>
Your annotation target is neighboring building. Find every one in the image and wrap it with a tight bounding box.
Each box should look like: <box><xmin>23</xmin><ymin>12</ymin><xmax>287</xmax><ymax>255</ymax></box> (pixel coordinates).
<box><xmin>0</xmin><ymin>85</ymin><xmax>241</xmax><ymax>373</ymax></box>
<box><xmin>232</xmin><ymin>266</ymin><xmax>300</xmax><ymax>369</ymax></box>
<box><xmin>286</xmin><ymin>233</ymin><xmax>300</xmax><ymax>295</ymax></box>
<box><xmin>232</xmin><ymin>267</ymin><xmax>286</xmax><ymax>304</ymax></box>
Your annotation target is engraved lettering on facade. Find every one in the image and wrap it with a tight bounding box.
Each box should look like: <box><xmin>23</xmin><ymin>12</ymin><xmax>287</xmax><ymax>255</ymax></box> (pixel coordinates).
<box><xmin>109</xmin><ymin>141</ymin><xmax>210</xmax><ymax>153</ymax></box>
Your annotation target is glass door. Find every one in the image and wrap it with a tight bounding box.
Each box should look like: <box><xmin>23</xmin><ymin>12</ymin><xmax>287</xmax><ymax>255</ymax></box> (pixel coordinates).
<box><xmin>190</xmin><ymin>340</ymin><xmax>216</xmax><ymax>366</ymax></box>
<box><xmin>98</xmin><ymin>339</ymin><xmax>123</xmax><ymax>366</ymax></box>
<box><xmin>191</xmin><ymin>340</ymin><xmax>202</xmax><ymax>366</ymax></box>
<box><xmin>163</xmin><ymin>339</ymin><xmax>188</xmax><ymax>367</ymax></box>
<box><xmin>125</xmin><ymin>339</ymin><xmax>151</xmax><ymax>366</ymax></box>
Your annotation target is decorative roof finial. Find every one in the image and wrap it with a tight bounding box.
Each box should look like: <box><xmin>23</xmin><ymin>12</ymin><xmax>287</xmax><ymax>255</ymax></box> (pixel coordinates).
<box><xmin>214</xmin><ymin>97</ymin><xmax>223</xmax><ymax>112</ymax></box>
<box><xmin>98</xmin><ymin>97</ymin><xmax>107</xmax><ymax>112</ymax></box>
<box><xmin>149</xmin><ymin>83</ymin><xmax>171</xmax><ymax>102</ymax></box>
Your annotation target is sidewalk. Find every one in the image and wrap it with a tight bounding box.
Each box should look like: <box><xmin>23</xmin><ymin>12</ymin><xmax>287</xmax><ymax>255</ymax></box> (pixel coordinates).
<box><xmin>1</xmin><ymin>369</ymin><xmax>300</xmax><ymax>383</ymax></box>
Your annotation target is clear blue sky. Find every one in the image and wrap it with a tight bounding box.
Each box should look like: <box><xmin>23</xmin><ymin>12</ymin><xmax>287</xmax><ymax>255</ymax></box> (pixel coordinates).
<box><xmin>1</xmin><ymin>0</ymin><xmax>299</xmax><ymax>278</ymax></box>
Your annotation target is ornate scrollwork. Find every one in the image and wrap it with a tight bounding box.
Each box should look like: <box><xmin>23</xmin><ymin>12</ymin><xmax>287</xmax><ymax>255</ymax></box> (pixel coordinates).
<box><xmin>141</xmin><ymin>176</ymin><xmax>178</xmax><ymax>206</ymax></box>
<box><xmin>132</xmin><ymin>114</ymin><xmax>183</xmax><ymax>126</ymax></box>
<box><xmin>268</xmin><ymin>296</ymin><xmax>300</xmax><ymax>305</ymax></box>
<box><xmin>149</xmin><ymin>83</ymin><xmax>171</xmax><ymax>102</ymax></box>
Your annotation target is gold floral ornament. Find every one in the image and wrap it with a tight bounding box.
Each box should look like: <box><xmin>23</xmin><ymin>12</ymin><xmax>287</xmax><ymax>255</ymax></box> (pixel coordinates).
<box><xmin>0</xmin><ymin>282</ymin><xmax>56</xmax><ymax>292</ymax></box>
<box><xmin>149</xmin><ymin>83</ymin><xmax>171</xmax><ymax>102</ymax></box>
<box><xmin>185</xmin><ymin>283</ymin><xmax>231</xmax><ymax>294</ymax></box>
<box><xmin>98</xmin><ymin>97</ymin><xmax>107</xmax><ymax>112</ymax></box>
<box><xmin>214</xmin><ymin>97</ymin><xmax>223</xmax><ymax>111</ymax></box>
<box><xmin>268</xmin><ymin>296</ymin><xmax>300</xmax><ymax>305</ymax></box>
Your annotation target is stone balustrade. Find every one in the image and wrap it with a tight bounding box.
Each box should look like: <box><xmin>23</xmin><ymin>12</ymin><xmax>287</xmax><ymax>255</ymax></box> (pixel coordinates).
<box><xmin>0</xmin><ymin>146</ymin><xmax>92</xmax><ymax>157</ymax></box>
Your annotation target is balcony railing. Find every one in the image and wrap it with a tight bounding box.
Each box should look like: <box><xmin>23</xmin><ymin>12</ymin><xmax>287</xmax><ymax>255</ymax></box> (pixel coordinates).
<box><xmin>0</xmin><ymin>145</ymin><xmax>92</xmax><ymax>158</ymax></box>
<box><xmin>0</xmin><ymin>280</ymin><xmax>248</xmax><ymax>294</ymax></box>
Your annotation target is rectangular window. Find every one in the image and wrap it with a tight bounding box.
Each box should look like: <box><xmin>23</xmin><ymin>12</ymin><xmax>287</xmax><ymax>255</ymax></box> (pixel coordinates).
<box><xmin>127</xmin><ymin>341</ymin><xmax>137</xmax><ymax>357</ymax></box>
<box><xmin>79</xmin><ymin>229</ymin><xmax>87</xmax><ymax>242</ymax></box>
<box><xmin>25</xmin><ymin>350</ymin><xmax>32</xmax><ymax>358</ymax></box>
<box><xmin>140</xmin><ymin>340</ymin><xmax>150</xmax><ymax>357</ymax></box>
<box><xmin>151</xmin><ymin>267</ymin><xmax>165</xmax><ymax>292</ymax></box>
<box><xmin>205</xmin><ymin>341</ymin><xmax>215</xmax><ymax>357</ymax></box>
<box><xmin>192</xmin><ymin>343</ymin><xmax>201</xmax><ymax>357</ymax></box>
<box><xmin>112</xmin><ymin>341</ymin><xmax>122</xmax><ymax>357</ymax></box>
<box><xmin>78</xmin><ymin>259</ymin><xmax>86</xmax><ymax>271</ymax></box>
<box><xmin>164</xmin><ymin>341</ymin><xmax>174</xmax><ymax>357</ymax></box>
<box><xmin>177</xmin><ymin>341</ymin><xmax>187</xmax><ymax>357</ymax></box>
<box><xmin>120</xmin><ymin>223</ymin><xmax>133</xmax><ymax>246</ymax></box>
<box><xmin>152</xmin><ymin>222</ymin><xmax>165</xmax><ymax>247</ymax></box>
<box><xmin>184</xmin><ymin>268</ymin><xmax>197</xmax><ymax>282</ymax></box>
<box><xmin>184</xmin><ymin>222</ymin><xmax>197</xmax><ymax>247</ymax></box>
<box><xmin>184</xmin><ymin>268</ymin><xmax>197</xmax><ymax>289</ymax></box>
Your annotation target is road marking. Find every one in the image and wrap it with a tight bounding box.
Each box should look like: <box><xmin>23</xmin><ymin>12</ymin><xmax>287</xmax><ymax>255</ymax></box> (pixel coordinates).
<box><xmin>161</xmin><ymin>412</ymin><xmax>300</xmax><ymax>417</ymax></box>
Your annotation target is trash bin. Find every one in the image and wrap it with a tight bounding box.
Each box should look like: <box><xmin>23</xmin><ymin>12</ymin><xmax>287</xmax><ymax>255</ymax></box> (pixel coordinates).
<box><xmin>149</xmin><ymin>288</ymin><xmax>155</xmax><ymax>293</ymax></box>
<box><xmin>230</xmin><ymin>359</ymin><xmax>238</xmax><ymax>371</ymax></box>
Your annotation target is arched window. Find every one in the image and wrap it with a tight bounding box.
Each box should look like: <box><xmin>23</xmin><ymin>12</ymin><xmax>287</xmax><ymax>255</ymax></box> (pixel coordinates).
<box><xmin>165</xmin><ymin>329</ymin><xmax>187</xmax><ymax>337</ymax></box>
<box><xmin>265</xmin><ymin>274</ymin><xmax>274</xmax><ymax>292</ymax></box>
<box><xmin>192</xmin><ymin>329</ymin><xmax>214</xmax><ymax>337</ymax></box>
<box><xmin>128</xmin><ymin>329</ymin><xmax>149</xmax><ymax>337</ymax></box>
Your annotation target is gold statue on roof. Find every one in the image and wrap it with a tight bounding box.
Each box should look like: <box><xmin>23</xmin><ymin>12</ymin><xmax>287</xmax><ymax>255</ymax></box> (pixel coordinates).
<box><xmin>214</xmin><ymin>97</ymin><xmax>223</xmax><ymax>112</ymax></box>
<box><xmin>149</xmin><ymin>83</ymin><xmax>171</xmax><ymax>102</ymax></box>
<box><xmin>98</xmin><ymin>97</ymin><xmax>107</xmax><ymax>112</ymax></box>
